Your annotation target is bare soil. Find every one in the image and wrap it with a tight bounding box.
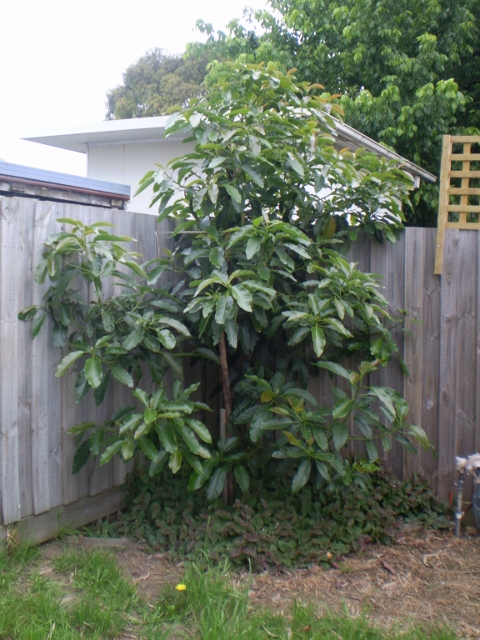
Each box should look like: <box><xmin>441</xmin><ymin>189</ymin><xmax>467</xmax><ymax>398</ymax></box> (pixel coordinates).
<box><xmin>40</xmin><ymin>528</ymin><xmax>480</xmax><ymax>638</ymax></box>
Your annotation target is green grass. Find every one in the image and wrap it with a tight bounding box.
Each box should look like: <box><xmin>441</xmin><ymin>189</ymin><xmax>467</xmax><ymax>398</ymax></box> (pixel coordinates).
<box><xmin>0</xmin><ymin>544</ymin><xmax>457</xmax><ymax>639</ymax></box>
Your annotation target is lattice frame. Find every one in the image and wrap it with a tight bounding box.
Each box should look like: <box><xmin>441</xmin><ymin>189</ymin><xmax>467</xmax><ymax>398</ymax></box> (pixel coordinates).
<box><xmin>435</xmin><ymin>135</ymin><xmax>480</xmax><ymax>274</ymax></box>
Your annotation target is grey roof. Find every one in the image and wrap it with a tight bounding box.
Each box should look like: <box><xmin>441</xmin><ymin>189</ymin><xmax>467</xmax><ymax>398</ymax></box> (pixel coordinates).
<box><xmin>0</xmin><ymin>160</ymin><xmax>130</xmax><ymax>198</ymax></box>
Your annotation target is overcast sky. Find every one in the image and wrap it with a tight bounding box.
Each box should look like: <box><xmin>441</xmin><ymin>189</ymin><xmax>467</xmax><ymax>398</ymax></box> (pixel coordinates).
<box><xmin>0</xmin><ymin>0</ymin><xmax>268</xmax><ymax>176</ymax></box>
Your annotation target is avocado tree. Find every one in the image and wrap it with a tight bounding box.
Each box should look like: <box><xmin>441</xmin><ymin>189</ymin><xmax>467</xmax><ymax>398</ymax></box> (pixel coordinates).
<box><xmin>22</xmin><ymin>62</ymin><xmax>429</xmax><ymax>501</ymax></box>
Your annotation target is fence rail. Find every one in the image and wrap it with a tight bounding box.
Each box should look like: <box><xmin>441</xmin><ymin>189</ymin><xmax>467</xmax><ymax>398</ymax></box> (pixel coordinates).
<box><xmin>0</xmin><ymin>193</ymin><xmax>478</xmax><ymax>542</ymax></box>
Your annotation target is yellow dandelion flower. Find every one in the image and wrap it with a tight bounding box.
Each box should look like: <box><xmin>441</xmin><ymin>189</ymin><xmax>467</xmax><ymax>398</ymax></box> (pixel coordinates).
<box><xmin>175</xmin><ymin>583</ymin><xmax>187</xmax><ymax>592</ymax></box>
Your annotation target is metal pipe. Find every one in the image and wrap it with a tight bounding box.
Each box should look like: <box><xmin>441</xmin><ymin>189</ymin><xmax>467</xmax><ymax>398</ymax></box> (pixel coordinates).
<box><xmin>455</xmin><ymin>471</ymin><xmax>465</xmax><ymax>537</ymax></box>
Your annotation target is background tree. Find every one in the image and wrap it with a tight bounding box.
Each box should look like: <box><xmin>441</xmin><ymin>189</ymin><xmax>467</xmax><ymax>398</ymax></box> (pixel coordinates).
<box><xmin>106</xmin><ymin>48</ymin><xmax>211</xmax><ymax>119</ymax></box>
<box><xmin>106</xmin><ymin>1</ymin><xmax>480</xmax><ymax>225</ymax></box>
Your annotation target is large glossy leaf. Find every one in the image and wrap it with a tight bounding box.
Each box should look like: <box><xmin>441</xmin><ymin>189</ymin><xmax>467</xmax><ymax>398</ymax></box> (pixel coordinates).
<box><xmin>332</xmin><ymin>398</ymin><xmax>355</xmax><ymax>421</ymax></box>
<box><xmin>111</xmin><ymin>363</ymin><xmax>134</xmax><ymax>387</ymax></box>
<box><xmin>55</xmin><ymin>350</ymin><xmax>85</xmax><ymax>378</ymax></box>
<box><xmin>207</xmin><ymin>466</ymin><xmax>227</xmax><ymax>500</ymax></box>
<box><xmin>292</xmin><ymin>459</ymin><xmax>311</xmax><ymax>492</ymax></box>
<box><xmin>169</xmin><ymin>449</ymin><xmax>182</xmax><ymax>473</ymax></box>
<box><xmin>234</xmin><ymin>465</ymin><xmax>250</xmax><ymax>492</ymax></box>
<box><xmin>72</xmin><ymin>441</ymin><xmax>91</xmax><ymax>475</ymax></box>
<box><xmin>99</xmin><ymin>440</ymin><xmax>122</xmax><ymax>465</ymax></box>
<box><xmin>186</xmin><ymin>418</ymin><xmax>212</xmax><ymax>444</ymax></box>
<box><xmin>84</xmin><ymin>357</ymin><xmax>103</xmax><ymax>389</ymax></box>
<box><xmin>122</xmin><ymin>329</ymin><xmax>144</xmax><ymax>351</ymax></box>
<box><xmin>311</xmin><ymin>326</ymin><xmax>326</xmax><ymax>358</ymax></box>
<box><xmin>231</xmin><ymin>285</ymin><xmax>252</xmax><ymax>312</ymax></box>
<box><xmin>332</xmin><ymin>423</ymin><xmax>349</xmax><ymax>450</ymax></box>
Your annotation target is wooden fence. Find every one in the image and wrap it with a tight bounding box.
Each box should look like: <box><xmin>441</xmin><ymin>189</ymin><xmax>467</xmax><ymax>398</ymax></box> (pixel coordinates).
<box><xmin>0</xmin><ymin>193</ymin><xmax>478</xmax><ymax>544</ymax></box>
<box><xmin>0</xmin><ymin>196</ymin><xmax>160</xmax><ymax>545</ymax></box>
<box><xmin>309</xmin><ymin>227</ymin><xmax>480</xmax><ymax>500</ymax></box>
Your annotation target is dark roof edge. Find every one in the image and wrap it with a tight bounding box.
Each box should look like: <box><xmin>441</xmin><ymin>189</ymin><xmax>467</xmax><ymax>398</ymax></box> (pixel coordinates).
<box><xmin>0</xmin><ymin>161</ymin><xmax>130</xmax><ymax>198</ymax></box>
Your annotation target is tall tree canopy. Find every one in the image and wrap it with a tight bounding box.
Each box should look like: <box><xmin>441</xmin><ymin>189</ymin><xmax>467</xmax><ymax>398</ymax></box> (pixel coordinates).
<box><xmin>105</xmin><ymin>48</ymin><xmax>211</xmax><ymax>119</ymax></box>
<box><xmin>105</xmin><ymin>0</ymin><xmax>480</xmax><ymax>225</ymax></box>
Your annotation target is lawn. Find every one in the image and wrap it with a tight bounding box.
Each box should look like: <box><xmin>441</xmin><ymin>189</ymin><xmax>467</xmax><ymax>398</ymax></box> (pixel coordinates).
<box><xmin>1</xmin><ymin>530</ymin><xmax>474</xmax><ymax>639</ymax></box>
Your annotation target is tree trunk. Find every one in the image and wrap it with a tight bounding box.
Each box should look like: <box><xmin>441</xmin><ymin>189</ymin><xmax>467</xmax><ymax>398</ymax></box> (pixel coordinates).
<box><xmin>218</xmin><ymin>331</ymin><xmax>234</xmax><ymax>504</ymax></box>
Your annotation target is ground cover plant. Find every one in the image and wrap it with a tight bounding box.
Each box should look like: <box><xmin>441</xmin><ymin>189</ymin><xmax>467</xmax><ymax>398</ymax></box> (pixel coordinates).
<box><xmin>0</xmin><ymin>542</ymin><xmax>459</xmax><ymax>639</ymax></box>
<box><xmin>87</xmin><ymin>466</ymin><xmax>449</xmax><ymax>570</ymax></box>
<box><xmin>20</xmin><ymin>62</ymin><xmax>431</xmax><ymax>509</ymax></box>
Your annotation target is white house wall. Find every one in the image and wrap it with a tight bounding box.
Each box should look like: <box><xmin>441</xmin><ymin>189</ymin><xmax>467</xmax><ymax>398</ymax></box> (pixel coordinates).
<box><xmin>87</xmin><ymin>140</ymin><xmax>195</xmax><ymax>215</ymax></box>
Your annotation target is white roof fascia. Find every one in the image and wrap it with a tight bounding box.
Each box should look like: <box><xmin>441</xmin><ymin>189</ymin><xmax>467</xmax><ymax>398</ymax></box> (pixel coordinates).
<box><xmin>23</xmin><ymin>115</ymin><xmax>436</xmax><ymax>184</ymax></box>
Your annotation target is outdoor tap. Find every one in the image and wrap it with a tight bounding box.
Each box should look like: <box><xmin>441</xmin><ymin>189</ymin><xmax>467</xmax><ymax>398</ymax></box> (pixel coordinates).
<box><xmin>454</xmin><ymin>453</ymin><xmax>480</xmax><ymax>537</ymax></box>
<box><xmin>464</xmin><ymin>454</ymin><xmax>480</xmax><ymax>482</ymax></box>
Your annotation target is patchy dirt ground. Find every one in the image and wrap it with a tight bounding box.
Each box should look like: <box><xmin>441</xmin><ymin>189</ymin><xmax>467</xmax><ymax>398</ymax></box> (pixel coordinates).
<box><xmin>40</xmin><ymin>528</ymin><xmax>480</xmax><ymax>638</ymax></box>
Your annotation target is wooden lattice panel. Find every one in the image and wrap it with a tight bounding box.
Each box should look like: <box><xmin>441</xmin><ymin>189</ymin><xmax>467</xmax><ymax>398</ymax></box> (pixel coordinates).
<box><xmin>435</xmin><ymin>135</ymin><xmax>480</xmax><ymax>274</ymax></box>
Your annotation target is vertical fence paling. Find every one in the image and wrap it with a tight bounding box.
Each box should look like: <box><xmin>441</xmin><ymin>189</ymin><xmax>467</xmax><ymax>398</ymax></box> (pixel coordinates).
<box><xmin>1</xmin><ymin>195</ymin><xmax>480</xmax><ymax>531</ymax></box>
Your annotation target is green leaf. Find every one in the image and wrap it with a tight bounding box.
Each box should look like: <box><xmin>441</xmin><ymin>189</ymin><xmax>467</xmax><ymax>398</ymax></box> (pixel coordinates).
<box><xmin>111</xmin><ymin>363</ymin><xmax>134</xmax><ymax>387</ymax></box>
<box><xmin>144</xmin><ymin>407</ymin><xmax>157</xmax><ymax>425</ymax></box>
<box><xmin>122</xmin><ymin>438</ymin><xmax>135</xmax><ymax>461</ymax></box>
<box><xmin>261</xmin><ymin>390</ymin><xmax>275</xmax><ymax>403</ymax></box>
<box><xmin>311</xmin><ymin>426</ymin><xmax>329</xmax><ymax>451</ymax></box>
<box><xmin>149</xmin><ymin>450</ymin><xmax>167</xmax><ymax>477</ymax></box>
<box><xmin>292</xmin><ymin>459</ymin><xmax>311</xmax><ymax>492</ymax></box>
<box><xmin>18</xmin><ymin>305</ymin><xmax>38</xmax><ymax>321</ymax></box>
<box><xmin>311</xmin><ymin>326</ymin><xmax>326</xmax><ymax>358</ymax></box>
<box><xmin>332</xmin><ymin>423</ymin><xmax>349</xmax><ymax>450</ymax></box>
<box><xmin>286</xmin><ymin>153</ymin><xmax>304</xmax><ymax>177</ymax></box>
<box><xmin>227</xmin><ymin>225</ymin><xmax>252</xmax><ymax>248</ymax></box>
<box><xmin>101</xmin><ymin>309</ymin><xmax>115</xmax><ymax>333</ymax></box>
<box><xmin>224</xmin><ymin>319</ymin><xmax>238</xmax><ymax>348</ymax></box>
<box><xmin>186</xmin><ymin>418</ymin><xmax>212</xmax><ymax>444</ymax></box>
<box><xmin>366</xmin><ymin>440</ymin><xmax>379</xmax><ymax>461</ymax></box>
<box><xmin>132</xmin><ymin>388</ymin><xmax>149</xmax><ymax>407</ymax></box>
<box><xmin>146</xmin><ymin>264</ymin><xmax>167</xmax><ymax>285</ymax></box>
<box><xmin>208</xmin><ymin>181</ymin><xmax>219</xmax><ymax>204</ymax></box>
<box><xmin>369</xmin><ymin>387</ymin><xmax>396</xmax><ymax>420</ymax></box>
<box><xmin>157</xmin><ymin>317</ymin><xmax>190</xmax><ymax>336</ymax></box>
<box><xmin>138</xmin><ymin>437</ymin><xmax>158</xmax><ymax>461</ymax></box>
<box><xmin>396</xmin><ymin>435</ymin><xmax>418</xmax><ymax>455</ymax></box>
<box><xmin>282</xmin><ymin>388</ymin><xmax>319</xmax><ymax>407</ymax></box>
<box><xmin>68</xmin><ymin>421</ymin><xmax>95</xmax><ymax>435</ymax></box>
<box><xmin>234</xmin><ymin>465</ymin><xmax>250</xmax><ymax>492</ymax></box>
<box><xmin>88</xmin><ymin>429</ymin><xmax>105</xmax><ymax>456</ymax></box>
<box><xmin>332</xmin><ymin>398</ymin><xmax>355</xmax><ymax>420</ymax></box>
<box><xmin>207</xmin><ymin>467</ymin><xmax>227</xmax><ymax>500</ymax></box>
<box><xmin>34</xmin><ymin>260</ymin><xmax>48</xmax><ymax>284</ymax></box>
<box><xmin>215</xmin><ymin>294</ymin><xmax>229</xmax><ymax>325</ymax></box>
<box><xmin>246</xmin><ymin>236</ymin><xmax>262</xmax><ymax>260</ymax></box>
<box><xmin>158</xmin><ymin>329</ymin><xmax>176</xmax><ymax>349</ymax></box>
<box><xmin>122</xmin><ymin>329</ymin><xmax>144</xmax><ymax>351</ymax></box>
<box><xmin>55</xmin><ymin>350</ymin><xmax>85</xmax><ymax>377</ymax></box>
<box><xmin>226</xmin><ymin>184</ymin><xmax>241</xmax><ymax>203</ymax></box>
<box><xmin>31</xmin><ymin>314</ymin><xmax>46</xmax><ymax>339</ymax></box>
<box><xmin>72</xmin><ymin>441</ymin><xmax>91</xmax><ymax>474</ymax></box>
<box><xmin>154</xmin><ymin>423</ymin><xmax>176</xmax><ymax>453</ymax></box>
<box><xmin>209</xmin><ymin>246</ymin><xmax>224</xmax><ymax>268</ymax></box>
<box><xmin>169</xmin><ymin>449</ymin><xmax>182</xmax><ymax>473</ymax></box>
<box><xmin>196</xmin><ymin>348</ymin><xmax>220</xmax><ymax>365</ymax></box>
<box><xmin>99</xmin><ymin>441</ymin><xmax>122</xmax><ymax>465</ymax></box>
<box><xmin>317</xmin><ymin>361</ymin><xmax>351</xmax><ymax>380</ymax></box>
<box><xmin>123</xmin><ymin>260</ymin><xmax>145</xmax><ymax>278</ymax></box>
<box><xmin>408</xmin><ymin>424</ymin><xmax>430</xmax><ymax>450</ymax></box>
<box><xmin>231</xmin><ymin>285</ymin><xmax>252</xmax><ymax>312</ymax></box>
<box><xmin>52</xmin><ymin>323</ymin><xmax>68</xmax><ymax>348</ymax></box>
<box><xmin>84</xmin><ymin>357</ymin><xmax>103</xmax><ymax>389</ymax></box>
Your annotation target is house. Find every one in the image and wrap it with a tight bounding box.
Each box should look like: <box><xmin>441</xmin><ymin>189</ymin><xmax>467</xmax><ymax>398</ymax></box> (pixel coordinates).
<box><xmin>23</xmin><ymin>116</ymin><xmax>436</xmax><ymax>215</ymax></box>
